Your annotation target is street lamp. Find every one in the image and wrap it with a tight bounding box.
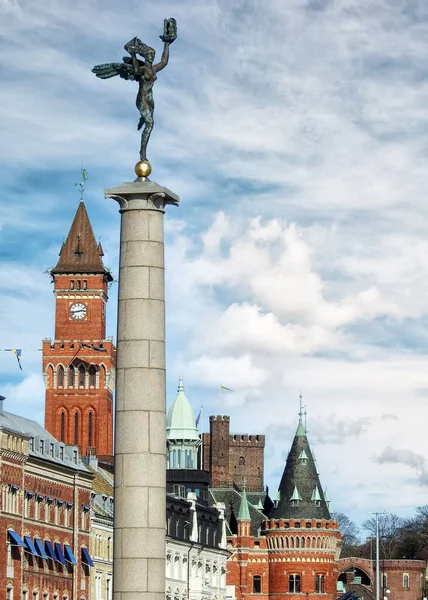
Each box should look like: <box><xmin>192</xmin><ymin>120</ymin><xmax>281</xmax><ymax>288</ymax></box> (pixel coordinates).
<box><xmin>369</xmin><ymin>511</ymin><xmax>387</xmax><ymax>600</ymax></box>
<box><xmin>383</xmin><ymin>588</ymin><xmax>390</xmax><ymax>600</ymax></box>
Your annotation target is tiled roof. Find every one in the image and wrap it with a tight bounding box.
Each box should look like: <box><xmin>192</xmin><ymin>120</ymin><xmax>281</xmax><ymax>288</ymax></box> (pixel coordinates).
<box><xmin>51</xmin><ymin>202</ymin><xmax>112</xmax><ymax>279</ymax></box>
<box><xmin>209</xmin><ymin>488</ymin><xmax>266</xmax><ymax>536</ymax></box>
<box><xmin>269</xmin><ymin>417</ymin><xmax>331</xmax><ymax>520</ymax></box>
<box><xmin>90</xmin><ymin>466</ymin><xmax>114</xmax><ymax>496</ymax></box>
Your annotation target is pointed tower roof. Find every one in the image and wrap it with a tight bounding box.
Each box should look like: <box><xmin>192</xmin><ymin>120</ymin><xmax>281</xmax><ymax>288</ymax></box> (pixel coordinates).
<box><xmin>166</xmin><ymin>379</ymin><xmax>199</xmax><ymax>441</ymax></box>
<box><xmin>237</xmin><ymin>481</ymin><xmax>251</xmax><ymax>522</ymax></box>
<box><xmin>269</xmin><ymin>400</ymin><xmax>331</xmax><ymax>520</ymax></box>
<box><xmin>51</xmin><ymin>202</ymin><xmax>113</xmax><ymax>280</ymax></box>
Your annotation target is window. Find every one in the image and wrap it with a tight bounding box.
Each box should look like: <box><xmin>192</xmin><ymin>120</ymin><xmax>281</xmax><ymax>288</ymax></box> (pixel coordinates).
<box><xmin>70</xmin><ymin>281</ymin><xmax>74</xmax><ymax>290</ymax></box>
<box><xmin>68</xmin><ymin>366</ymin><xmax>75</xmax><ymax>388</ymax></box>
<box><xmin>306</xmin><ymin>522</ymin><xmax>311</xmax><ymax>528</ymax></box>
<box><xmin>403</xmin><ymin>574</ymin><xmax>409</xmax><ymax>589</ymax></box>
<box><xmin>76</xmin><ymin>280</ymin><xmax>81</xmax><ymax>290</ymax></box>
<box><xmin>83</xmin><ymin>280</ymin><xmax>87</xmax><ymax>290</ymax></box>
<box><xmin>58</xmin><ymin>366</ymin><xmax>64</xmax><ymax>387</ymax></box>
<box><xmin>89</xmin><ymin>366</ymin><xmax>96</xmax><ymax>387</ymax></box>
<box><xmin>22</xmin><ymin>591</ymin><xmax>28</xmax><ymax>600</ymax></box>
<box><xmin>40</xmin><ymin>440</ymin><xmax>45</xmax><ymax>454</ymax></box>
<box><xmin>253</xmin><ymin>576</ymin><xmax>261</xmax><ymax>594</ymax></box>
<box><xmin>382</xmin><ymin>574</ymin><xmax>387</xmax><ymax>589</ymax></box>
<box><xmin>315</xmin><ymin>574</ymin><xmax>325</xmax><ymax>593</ymax></box>
<box><xmin>291</xmin><ymin>499</ymin><xmax>299</xmax><ymax>507</ymax></box>
<box><xmin>79</xmin><ymin>365</ymin><xmax>85</xmax><ymax>387</ymax></box>
<box><xmin>60</xmin><ymin>413</ymin><xmax>66</xmax><ymax>442</ymax></box>
<box><xmin>50</xmin><ymin>443</ymin><xmax>54</xmax><ymax>457</ymax></box>
<box><xmin>7</xmin><ymin>586</ymin><xmax>13</xmax><ymax>600</ymax></box>
<box><xmin>74</xmin><ymin>412</ymin><xmax>79</xmax><ymax>446</ymax></box>
<box><xmin>88</xmin><ymin>412</ymin><xmax>93</xmax><ymax>447</ymax></box>
<box><xmin>289</xmin><ymin>575</ymin><xmax>301</xmax><ymax>593</ymax></box>
<box><xmin>238</xmin><ymin>456</ymin><xmax>245</xmax><ymax>467</ymax></box>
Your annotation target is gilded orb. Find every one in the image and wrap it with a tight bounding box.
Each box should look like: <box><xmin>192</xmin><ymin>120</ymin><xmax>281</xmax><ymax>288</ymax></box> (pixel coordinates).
<box><xmin>134</xmin><ymin>160</ymin><xmax>152</xmax><ymax>178</ymax></box>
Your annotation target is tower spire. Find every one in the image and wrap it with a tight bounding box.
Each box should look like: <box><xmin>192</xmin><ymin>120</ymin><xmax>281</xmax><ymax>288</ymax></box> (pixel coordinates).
<box><xmin>296</xmin><ymin>393</ymin><xmax>306</xmax><ymax>437</ymax></box>
<box><xmin>238</xmin><ymin>477</ymin><xmax>251</xmax><ymax>522</ymax></box>
<box><xmin>75</xmin><ymin>164</ymin><xmax>88</xmax><ymax>202</ymax></box>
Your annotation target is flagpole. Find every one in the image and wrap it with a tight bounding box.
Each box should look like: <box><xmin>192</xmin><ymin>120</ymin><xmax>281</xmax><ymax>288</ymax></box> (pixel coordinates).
<box><xmin>200</xmin><ymin>405</ymin><xmax>204</xmax><ymax>470</ymax></box>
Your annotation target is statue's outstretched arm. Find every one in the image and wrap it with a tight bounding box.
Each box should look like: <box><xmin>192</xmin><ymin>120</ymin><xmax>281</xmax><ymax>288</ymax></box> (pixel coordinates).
<box><xmin>154</xmin><ymin>42</ymin><xmax>170</xmax><ymax>73</ymax></box>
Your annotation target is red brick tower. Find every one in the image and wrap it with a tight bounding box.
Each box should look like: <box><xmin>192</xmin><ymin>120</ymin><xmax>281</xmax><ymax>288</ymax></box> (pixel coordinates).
<box><xmin>203</xmin><ymin>415</ymin><xmax>265</xmax><ymax>490</ymax></box>
<box><xmin>43</xmin><ymin>202</ymin><xmax>116</xmax><ymax>459</ymax></box>
<box><xmin>263</xmin><ymin>410</ymin><xmax>341</xmax><ymax>599</ymax></box>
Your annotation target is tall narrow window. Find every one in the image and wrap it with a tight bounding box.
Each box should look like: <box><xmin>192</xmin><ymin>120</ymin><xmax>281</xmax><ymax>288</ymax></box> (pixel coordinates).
<box><xmin>89</xmin><ymin>365</ymin><xmax>96</xmax><ymax>387</ymax></box>
<box><xmin>60</xmin><ymin>412</ymin><xmax>66</xmax><ymax>442</ymax></box>
<box><xmin>88</xmin><ymin>412</ymin><xmax>93</xmax><ymax>447</ymax></box>
<box><xmin>289</xmin><ymin>575</ymin><xmax>301</xmax><ymax>593</ymax></box>
<box><xmin>68</xmin><ymin>366</ymin><xmax>75</xmax><ymax>388</ymax></box>
<box><xmin>253</xmin><ymin>576</ymin><xmax>261</xmax><ymax>594</ymax></box>
<box><xmin>403</xmin><ymin>574</ymin><xmax>409</xmax><ymax>589</ymax></box>
<box><xmin>58</xmin><ymin>366</ymin><xmax>64</xmax><ymax>387</ymax></box>
<box><xmin>79</xmin><ymin>365</ymin><xmax>85</xmax><ymax>387</ymax></box>
<box><xmin>74</xmin><ymin>412</ymin><xmax>79</xmax><ymax>446</ymax></box>
<box><xmin>315</xmin><ymin>574</ymin><xmax>325</xmax><ymax>593</ymax></box>
<box><xmin>238</xmin><ymin>456</ymin><xmax>245</xmax><ymax>467</ymax></box>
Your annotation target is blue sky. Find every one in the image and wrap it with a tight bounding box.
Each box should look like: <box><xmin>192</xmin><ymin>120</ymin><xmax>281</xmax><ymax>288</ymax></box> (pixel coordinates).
<box><xmin>2</xmin><ymin>0</ymin><xmax>428</xmax><ymax>529</ymax></box>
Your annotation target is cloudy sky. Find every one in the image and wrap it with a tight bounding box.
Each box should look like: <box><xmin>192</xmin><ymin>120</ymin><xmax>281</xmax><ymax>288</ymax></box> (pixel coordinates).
<box><xmin>2</xmin><ymin>0</ymin><xmax>428</xmax><ymax>528</ymax></box>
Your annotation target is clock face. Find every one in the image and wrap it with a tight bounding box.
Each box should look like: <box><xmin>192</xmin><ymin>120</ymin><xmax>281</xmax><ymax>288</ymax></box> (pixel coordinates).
<box><xmin>69</xmin><ymin>302</ymin><xmax>87</xmax><ymax>320</ymax></box>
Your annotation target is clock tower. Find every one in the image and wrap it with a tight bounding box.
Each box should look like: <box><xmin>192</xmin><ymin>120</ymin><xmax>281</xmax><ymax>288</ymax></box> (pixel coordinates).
<box><xmin>43</xmin><ymin>201</ymin><xmax>116</xmax><ymax>459</ymax></box>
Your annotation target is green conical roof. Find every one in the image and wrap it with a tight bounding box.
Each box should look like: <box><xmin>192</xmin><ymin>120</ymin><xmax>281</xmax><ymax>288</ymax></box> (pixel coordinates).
<box><xmin>237</xmin><ymin>484</ymin><xmax>251</xmax><ymax>522</ymax></box>
<box><xmin>166</xmin><ymin>379</ymin><xmax>199</xmax><ymax>441</ymax></box>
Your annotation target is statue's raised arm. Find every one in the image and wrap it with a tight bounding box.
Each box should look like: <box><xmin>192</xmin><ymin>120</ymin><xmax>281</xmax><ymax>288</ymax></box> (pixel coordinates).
<box><xmin>91</xmin><ymin>18</ymin><xmax>177</xmax><ymax>171</ymax></box>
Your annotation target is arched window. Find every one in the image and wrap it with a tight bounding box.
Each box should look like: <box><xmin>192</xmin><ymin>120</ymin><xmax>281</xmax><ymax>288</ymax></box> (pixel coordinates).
<box><xmin>79</xmin><ymin>365</ymin><xmax>85</xmax><ymax>387</ymax></box>
<box><xmin>89</xmin><ymin>365</ymin><xmax>96</xmax><ymax>387</ymax></box>
<box><xmin>88</xmin><ymin>412</ymin><xmax>93</xmax><ymax>447</ymax></box>
<box><xmin>58</xmin><ymin>366</ymin><xmax>64</xmax><ymax>387</ymax></box>
<box><xmin>74</xmin><ymin>412</ymin><xmax>79</xmax><ymax>446</ymax></box>
<box><xmin>238</xmin><ymin>456</ymin><xmax>245</xmax><ymax>467</ymax></box>
<box><xmin>68</xmin><ymin>366</ymin><xmax>75</xmax><ymax>388</ymax></box>
<box><xmin>60</xmin><ymin>412</ymin><xmax>66</xmax><ymax>442</ymax></box>
<box><xmin>403</xmin><ymin>574</ymin><xmax>409</xmax><ymax>589</ymax></box>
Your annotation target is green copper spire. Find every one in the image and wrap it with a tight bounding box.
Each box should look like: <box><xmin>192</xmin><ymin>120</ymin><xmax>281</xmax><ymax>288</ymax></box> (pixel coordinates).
<box><xmin>296</xmin><ymin>393</ymin><xmax>306</xmax><ymax>436</ymax></box>
<box><xmin>237</xmin><ymin>479</ymin><xmax>251</xmax><ymax>522</ymax></box>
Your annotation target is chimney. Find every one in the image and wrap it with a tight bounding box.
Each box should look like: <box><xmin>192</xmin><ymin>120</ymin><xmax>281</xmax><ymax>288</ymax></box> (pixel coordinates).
<box><xmin>0</xmin><ymin>395</ymin><xmax>5</xmax><ymax>412</ymax></box>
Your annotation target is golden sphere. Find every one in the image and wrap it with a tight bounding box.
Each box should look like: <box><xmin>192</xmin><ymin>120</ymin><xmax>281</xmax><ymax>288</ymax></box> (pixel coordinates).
<box><xmin>134</xmin><ymin>160</ymin><xmax>152</xmax><ymax>178</ymax></box>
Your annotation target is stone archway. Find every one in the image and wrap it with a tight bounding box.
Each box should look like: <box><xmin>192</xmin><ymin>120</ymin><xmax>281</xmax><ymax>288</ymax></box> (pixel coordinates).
<box><xmin>338</xmin><ymin>557</ymin><xmax>374</xmax><ymax>585</ymax></box>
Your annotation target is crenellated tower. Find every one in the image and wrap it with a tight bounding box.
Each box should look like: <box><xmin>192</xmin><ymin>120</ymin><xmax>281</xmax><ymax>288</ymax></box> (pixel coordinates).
<box><xmin>43</xmin><ymin>202</ymin><xmax>116</xmax><ymax>459</ymax></box>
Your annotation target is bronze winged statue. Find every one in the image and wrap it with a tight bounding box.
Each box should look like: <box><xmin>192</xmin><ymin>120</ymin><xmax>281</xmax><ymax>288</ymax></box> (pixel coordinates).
<box><xmin>92</xmin><ymin>18</ymin><xmax>177</xmax><ymax>164</ymax></box>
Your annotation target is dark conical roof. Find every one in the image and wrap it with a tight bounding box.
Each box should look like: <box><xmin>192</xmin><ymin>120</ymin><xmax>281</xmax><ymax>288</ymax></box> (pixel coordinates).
<box><xmin>51</xmin><ymin>202</ymin><xmax>112</xmax><ymax>280</ymax></box>
<box><xmin>269</xmin><ymin>415</ymin><xmax>331</xmax><ymax>520</ymax></box>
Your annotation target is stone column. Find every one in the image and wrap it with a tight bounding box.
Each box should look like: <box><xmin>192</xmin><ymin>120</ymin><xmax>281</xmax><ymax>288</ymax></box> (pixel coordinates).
<box><xmin>105</xmin><ymin>177</ymin><xmax>179</xmax><ymax>600</ymax></box>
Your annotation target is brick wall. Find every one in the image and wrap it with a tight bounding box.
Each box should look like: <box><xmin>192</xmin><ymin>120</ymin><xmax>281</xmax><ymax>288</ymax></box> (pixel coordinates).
<box><xmin>203</xmin><ymin>416</ymin><xmax>265</xmax><ymax>491</ymax></box>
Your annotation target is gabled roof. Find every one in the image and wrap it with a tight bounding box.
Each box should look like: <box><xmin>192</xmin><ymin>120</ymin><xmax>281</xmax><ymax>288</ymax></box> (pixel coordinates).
<box><xmin>51</xmin><ymin>202</ymin><xmax>112</xmax><ymax>279</ymax></box>
<box><xmin>269</xmin><ymin>413</ymin><xmax>331</xmax><ymax>520</ymax></box>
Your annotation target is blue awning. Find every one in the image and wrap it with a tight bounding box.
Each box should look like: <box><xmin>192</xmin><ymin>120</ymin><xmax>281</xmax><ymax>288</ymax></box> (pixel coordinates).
<box><xmin>45</xmin><ymin>540</ymin><xmax>57</xmax><ymax>561</ymax></box>
<box><xmin>8</xmin><ymin>530</ymin><xmax>26</xmax><ymax>548</ymax></box>
<box><xmin>54</xmin><ymin>542</ymin><xmax>66</xmax><ymax>565</ymax></box>
<box><xmin>56</xmin><ymin>499</ymin><xmax>64</xmax><ymax>506</ymax></box>
<box><xmin>66</xmin><ymin>501</ymin><xmax>73</xmax><ymax>508</ymax></box>
<box><xmin>64</xmin><ymin>545</ymin><xmax>77</xmax><ymax>565</ymax></box>
<box><xmin>24</xmin><ymin>536</ymin><xmax>40</xmax><ymax>557</ymax></box>
<box><xmin>81</xmin><ymin>547</ymin><xmax>94</xmax><ymax>567</ymax></box>
<box><xmin>37</xmin><ymin>494</ymin><xmax>44</xmax><ymax>501</ymax></box>
<box><xmin>10</xmin><ymin>484</ymin><xmax>19</xmax><ymax>492</ymax></box>
<box><xmin>34</xmin><ymin>539</ymin><xmax>49</xmax><ymax>559</ymax></box>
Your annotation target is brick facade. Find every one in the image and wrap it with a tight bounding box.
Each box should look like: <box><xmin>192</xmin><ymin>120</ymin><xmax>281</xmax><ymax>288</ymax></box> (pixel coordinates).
<box><xmin>0</xmin><ymin>420</ymin><xmax>93</xmax><ymax>600</ymax></box>
<box><xmin>203</xmin><ymin>416</ymin><xmax>265</xmax><ymax>491</ymax></box>
<box><xmin>43</xmin><ymin>203</ymin><xmax>116</xmax><ymax>458</ymax></box>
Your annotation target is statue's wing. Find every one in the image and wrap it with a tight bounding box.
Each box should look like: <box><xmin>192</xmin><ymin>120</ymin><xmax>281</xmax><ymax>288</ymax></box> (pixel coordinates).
<box><xmin>91</xmin><ymin>62</ymin><xmax>136</xmax><ymax>81</ymax></box>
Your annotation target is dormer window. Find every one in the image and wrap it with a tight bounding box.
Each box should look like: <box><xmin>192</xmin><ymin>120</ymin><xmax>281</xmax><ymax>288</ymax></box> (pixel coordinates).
<box><xmin>290</xmin><ymin>486</ymin><xmax>302</xmax><ymax>507</ymax></box>
<box><xmin>298</xmin><ymin>449</ymin><xmax>308</xmax><ymax>465</ymax></box>
<box><xmin>311</xmin><ymin>487</ymin><xmax>322</xmax><ymax>506</ymax></box>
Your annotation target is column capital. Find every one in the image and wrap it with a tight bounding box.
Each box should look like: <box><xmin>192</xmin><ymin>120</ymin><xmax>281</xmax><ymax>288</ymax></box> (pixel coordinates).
<box><xmin>105</xmin><ymin>179</ymin><xmax>179</xmax><ymax>213</ymax></box>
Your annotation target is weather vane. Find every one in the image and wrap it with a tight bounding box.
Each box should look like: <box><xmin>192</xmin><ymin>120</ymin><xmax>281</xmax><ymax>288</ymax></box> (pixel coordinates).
<box><xmin>75</xmin><ymin>165</ymin><xmax>88</xmax><ymax>201</ymax></box>
<box><xmin>91</xmin><ymin>18</ymin><xmax>177</xmax><ymax>178</ymax></box>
